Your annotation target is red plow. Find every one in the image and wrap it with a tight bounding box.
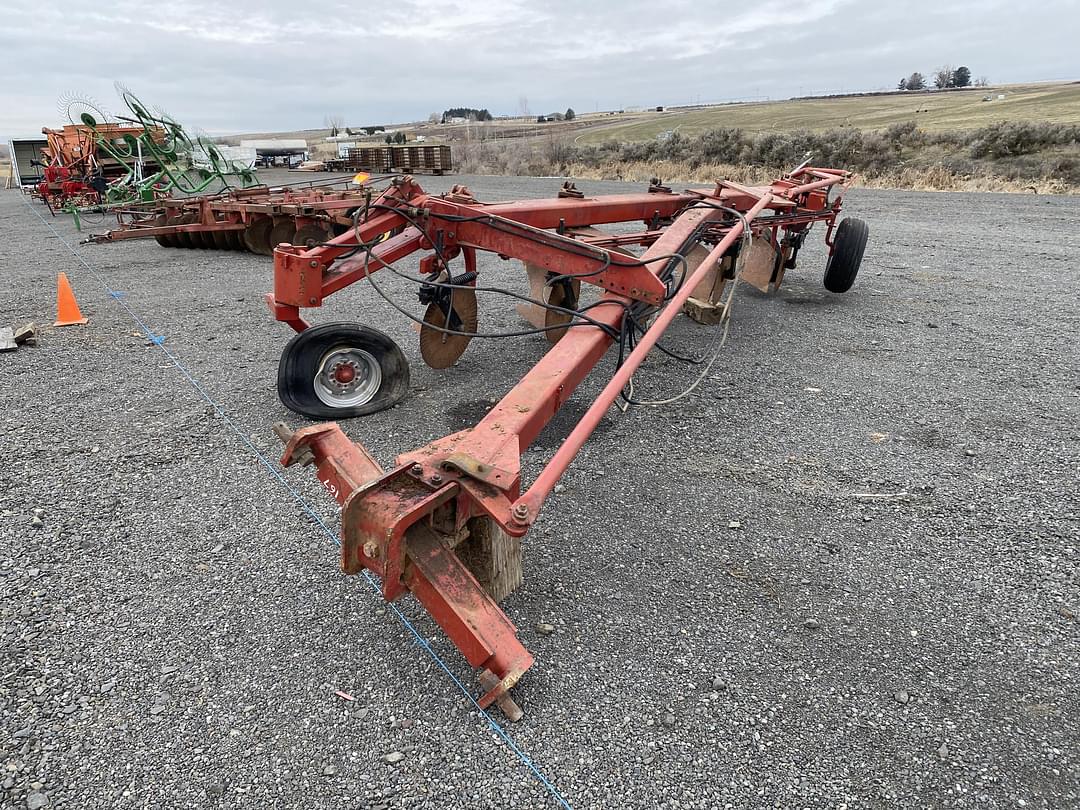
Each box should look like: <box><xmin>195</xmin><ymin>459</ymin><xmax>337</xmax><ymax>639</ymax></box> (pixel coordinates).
<box><xmin>86</xmin><ymin>179</ymin><xmax>381</xmax><ymax>254</ymax></box>
<box><xmin>269</xmin><ymin>167</ymin><xmax>869</xmax><ymax>718</ymax></box>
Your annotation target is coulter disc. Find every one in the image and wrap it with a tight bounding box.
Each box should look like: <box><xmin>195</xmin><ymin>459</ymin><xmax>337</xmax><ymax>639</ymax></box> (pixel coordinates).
<box><xmin>153</xmin><ymin>214</ymin><xmax>175</xmax><ymax>247</ymax></box>
<box><xmin>269</xmin><ymin>219</ymin><xmax>297</xmax><ymax>249</ymax></box>
<box><xmin>292</xmin><ymin>224</ymin><xmax>330</xmax><ymax>248</ymax></box>
<box><xmin>243</xmin><ymin>217</ymin><xmax>274</xmax><ymax>255</ymax></box>
<box><xmin>174</xmin><ymin>214</ymin><xmax>199</xmax><ymax>248</ymax></box>
<box><xmin>419</xmin><ymin>288</ymin><xmax>478</xmax><ymax>369</ymax></box>
<box><xmin>225</xmin><ymin>229</ymin><xmax>246</xmax><ymax>251</ymax></box>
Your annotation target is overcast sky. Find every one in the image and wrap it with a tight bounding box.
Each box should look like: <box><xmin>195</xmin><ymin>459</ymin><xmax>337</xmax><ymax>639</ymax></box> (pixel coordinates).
<box><xmin>2</xmin><ymin>0</ymin><xmax>1077</xmax><ymax>137</ymax></box>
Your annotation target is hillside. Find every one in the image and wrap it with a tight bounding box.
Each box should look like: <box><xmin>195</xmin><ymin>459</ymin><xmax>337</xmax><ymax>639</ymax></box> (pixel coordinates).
<box><xmin>574</xmin><ymin>82</ymin><xmax>1080</xmax><ymax>144</ymax></box>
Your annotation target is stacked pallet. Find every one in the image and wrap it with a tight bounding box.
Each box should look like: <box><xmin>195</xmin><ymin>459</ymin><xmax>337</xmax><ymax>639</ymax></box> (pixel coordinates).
<box><xmin>343</xmin><ymin>145</ymin><xmax>452</xmax><ymax>175</ymax></box>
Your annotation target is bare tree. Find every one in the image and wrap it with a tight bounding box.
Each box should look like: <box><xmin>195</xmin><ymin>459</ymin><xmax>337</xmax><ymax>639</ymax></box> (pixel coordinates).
<box><xmin>324</xmin><ymin>114</ymin><xmax>344</xmax><ymax>137</ymax></box>
<box><xmin>974</xmin><ymin>75</ymin><xmax>990</xmax><ymax>88</ymax></box>
<box><xmin>905</xmin><ymin>72</ymin><xmax>926</xmax><ymax>91</ymax></box>
<box><xmin>428</xmin><ymin>112</ymin><xmax>440</xmax><ymax>124</ymax></box>
<box><xmin>518</xmin><ymin>95</ymin><xmax>530</xmax><ymax>117</ymax></box>
<box><xmin>933</xmin><ymin>66</ymin><xmax>954</xmax><ymax>89</ymax></box>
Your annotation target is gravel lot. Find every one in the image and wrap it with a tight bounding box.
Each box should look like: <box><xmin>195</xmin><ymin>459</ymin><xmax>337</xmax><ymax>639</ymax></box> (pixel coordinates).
<box><xmin>1</xmin><ymin>172</ymin><xmax>1077</xmax><ymax>809</ymax></box>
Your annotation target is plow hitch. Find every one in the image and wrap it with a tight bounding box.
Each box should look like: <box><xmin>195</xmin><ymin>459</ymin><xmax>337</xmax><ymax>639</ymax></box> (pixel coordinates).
<box><xmin>274</xmin><ymin>421</ymin><xmax>532</xmax><ymax>721</ymax></box>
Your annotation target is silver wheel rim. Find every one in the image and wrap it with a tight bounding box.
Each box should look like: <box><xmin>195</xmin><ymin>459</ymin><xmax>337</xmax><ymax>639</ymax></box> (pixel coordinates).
<box><xmin>313</xmin><ymin>346</ymin><xmax>382</xmax><ymax>408</ymax></box>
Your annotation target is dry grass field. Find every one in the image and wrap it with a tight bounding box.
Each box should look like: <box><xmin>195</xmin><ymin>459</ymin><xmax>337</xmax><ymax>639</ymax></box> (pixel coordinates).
<box><xmin>575</xmin><ymin>82</ymin><xmax>1080</xmax><ymax>144</ymax></box>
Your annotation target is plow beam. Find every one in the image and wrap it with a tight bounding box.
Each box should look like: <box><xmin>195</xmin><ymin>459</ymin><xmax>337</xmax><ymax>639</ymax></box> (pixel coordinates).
<box><xmin>514</xmin><ymin>191</ymin><xmax>775</xmax><ymax>523</ymax></box>
<box><xmin>274</xmin><ymin>422</ymin><xmax>532</xmax><ymax>720</ymax></box>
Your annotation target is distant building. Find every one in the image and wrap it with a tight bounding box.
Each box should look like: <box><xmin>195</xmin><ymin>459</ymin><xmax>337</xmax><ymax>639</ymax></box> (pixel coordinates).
<box><xmin>192</xmin><ymin>145</ymin><xmax>256</xmax><ymax>170</ymax></box>
<box><xmin>239</xmin><ymin>139</ymin><xmax>308</xmax><ymax>167</ymax></box>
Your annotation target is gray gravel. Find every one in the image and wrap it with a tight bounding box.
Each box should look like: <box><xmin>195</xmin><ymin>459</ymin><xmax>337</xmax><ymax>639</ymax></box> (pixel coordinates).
<box><xmin>1</xmin><ymin>171</ymin><xmax>1078</xmax><ymax>809</ymax></box>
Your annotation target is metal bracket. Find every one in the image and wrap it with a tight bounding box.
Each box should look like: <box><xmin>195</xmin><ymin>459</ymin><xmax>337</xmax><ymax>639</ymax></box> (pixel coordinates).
<box><xmin>441</xmin><ymin>452</ymin><xmax>516</xmax><ymax>489</ymax></box>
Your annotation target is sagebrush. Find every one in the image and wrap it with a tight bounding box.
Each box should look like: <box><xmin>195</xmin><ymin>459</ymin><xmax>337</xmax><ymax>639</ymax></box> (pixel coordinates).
<box><xmin>455</xmin><ymin>121</ymin><xmax>1080</xmax><ymax>191</ymax></box>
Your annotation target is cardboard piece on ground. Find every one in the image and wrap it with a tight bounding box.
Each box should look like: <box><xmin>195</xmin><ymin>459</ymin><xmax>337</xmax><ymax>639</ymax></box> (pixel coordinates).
<box><xmin>0</xmin><ymin>327</ymin><xmax>17</xmax><ymax>352</ymax></box>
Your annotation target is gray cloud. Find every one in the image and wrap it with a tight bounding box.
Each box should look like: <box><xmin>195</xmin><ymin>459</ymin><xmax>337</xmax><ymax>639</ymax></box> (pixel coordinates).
<box><xmin>1</xmin><ymin>0</ymin><xmax>1077</xmax><ymax>137</ymax></box>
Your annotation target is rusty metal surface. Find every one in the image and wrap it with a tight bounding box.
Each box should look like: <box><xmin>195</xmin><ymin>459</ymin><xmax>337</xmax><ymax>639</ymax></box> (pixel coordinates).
<box><xmin>87</xmin><ymin>180</ymin><xmax>380</xmax><ymax>250</ymax></box>
<box><xmin>404</xmin><ymin>524</ymin><xmax>533</xmax><ymax>707</ymax></box>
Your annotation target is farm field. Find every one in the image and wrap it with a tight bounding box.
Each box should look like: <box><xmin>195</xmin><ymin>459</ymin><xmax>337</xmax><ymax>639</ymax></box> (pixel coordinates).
<box><xmin>574</xmin><ymin>81</ymin><xmax>1080</xmax><ymax>143</ymax></box>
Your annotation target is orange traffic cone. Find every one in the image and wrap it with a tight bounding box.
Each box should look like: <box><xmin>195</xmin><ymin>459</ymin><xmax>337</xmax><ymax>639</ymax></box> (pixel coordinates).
<box><xmin>54</xmin><ymin>272</ymin><xmax>88</xmax><ymax>327</ymax></box>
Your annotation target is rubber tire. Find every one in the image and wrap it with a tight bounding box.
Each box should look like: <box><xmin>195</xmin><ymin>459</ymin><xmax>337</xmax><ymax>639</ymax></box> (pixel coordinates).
<box><xmin>823</xmin><ymin>217</ymin><xmax>869</xmax><ymax>294</ymax></box>
<box><xmin>277</xmin><ymin>323</ymin><xmax>410</xmax><ymax>419</ymax></box>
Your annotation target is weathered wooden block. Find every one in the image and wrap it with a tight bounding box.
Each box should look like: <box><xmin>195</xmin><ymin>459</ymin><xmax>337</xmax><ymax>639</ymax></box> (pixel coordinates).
<box><xmin>683</xmin><ymin>297</ymin><xmax>726</xmax><ymax>325</ymax></box>
<box><xmin>456</xmin><ymin>516</ymin><xmax>523</xmax><ymax>604</ymax></box>
<box><xmin>13</xmin><ymin>322</ymin><xmax>37</xmax><ymax>346</ymax></box>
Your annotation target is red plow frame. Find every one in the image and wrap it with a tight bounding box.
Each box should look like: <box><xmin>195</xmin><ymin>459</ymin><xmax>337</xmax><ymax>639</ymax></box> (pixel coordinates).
<box><xmin>87</xmin><ymin>179</ymin><xmax>380</xmax><ymax>254</ymax></box>
<box><xmin>268</xmin><ymin>167</ymin><xmax>867</xmax><ymax>718</ymax></box>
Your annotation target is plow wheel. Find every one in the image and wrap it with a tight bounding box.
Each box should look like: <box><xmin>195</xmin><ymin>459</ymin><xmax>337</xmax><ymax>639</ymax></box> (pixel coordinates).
<box><xmin>152</xmin><ymin>214</ymin><xmax>175</xmax><ymax>247</ymax></box>
<box><xmin>292</xmin><ymin>224</ymin><xmax>330</xmax><ymax>248</ymax></box>
<box><xmin>277</xmin><ymin>323</ymin><xmax>410</xmax><ymax>419</ymax></box>
<box><xmin>823</xmin><ymin>217</ymin><xmax>869</xmax><ymax>294</ymax></box>
<box><xmin>269</xmin><ymin>219</ymin><xmax>297</xmax><ymax>250</ymax></box>
<box><xmin>419</xmin><ymin>288</ymin><xmax>478</xmax><ymax>369</ymax></box>
<box><xmin>225</xmin><ymin>228</ymin><xmax>246</xmax><ymax>251</ymax></box>
<box><xmin>544</xmin><ymin>277</ymin><xmax>581</xmax><ymax>343</ymax></box>
<box><xmin>243</xmin><ymin>217</ymin><xmax>274</xmax><ymax>255</ymax></box>
<box><xmin>174</xmin><ymin>214</ymin><xmax>198</xmax><ymax>248</ymax></box>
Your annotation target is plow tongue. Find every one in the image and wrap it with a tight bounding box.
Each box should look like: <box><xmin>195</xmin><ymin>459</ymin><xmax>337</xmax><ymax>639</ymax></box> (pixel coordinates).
<box><xmin>275</xmin><ymin>421</ymin><xmax>532</xmax><ymax>720</ymax></box>
<box><xmin>404</xmin><ymin>524</ymin><xmax>531</xmax><ymax>720</ymax></box>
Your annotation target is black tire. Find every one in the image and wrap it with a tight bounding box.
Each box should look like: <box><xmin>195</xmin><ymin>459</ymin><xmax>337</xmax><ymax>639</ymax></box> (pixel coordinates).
<box><xmin>278</xmin><ymin>323</ymin><xmax>410</xmax><ymax>419</ymax></box>
<box><xmin>823</xmin><ymin>217</ymin><xmax>869</xmax><ymax>293</ymax></box>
